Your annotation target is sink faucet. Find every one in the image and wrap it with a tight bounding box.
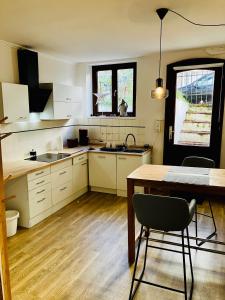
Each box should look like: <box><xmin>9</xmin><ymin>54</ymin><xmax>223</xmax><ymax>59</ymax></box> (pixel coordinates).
<box><xmin>124</xmin><ymin>133</ymin><xmax>136</xmax><ymax>148</ymax></box>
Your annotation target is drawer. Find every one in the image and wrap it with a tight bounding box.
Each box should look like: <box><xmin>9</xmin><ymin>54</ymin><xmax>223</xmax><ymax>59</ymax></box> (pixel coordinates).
<box><xmin>51</xmin><ymin>159</ymin><xmax>72</xmax><ymax>173</ymax></box>
<box><xmin>27</xmin><ymin>167</ymin><xmax>50</xmax><ymax>181</ymax></box>
<box><xmin>28</xmin><ymin>174</ymin><xmax>51</xmax><ymax>191</ymax></box>
<box><xmin>73</xmin><ymin>153</ymin><xmax>88</xmax><ymax>165</ymax></box>
<box><xmin>51</xmin><ymin>166</ymin><xmax>72</xmax><ymax>188</ymax></box>
<box><xmin>52</xmin><ymin>181</ymin><xmax>73</xmax><ymax>205</ymax></box>
<box><xmin>29</xmin><ymin>183</ymin><xmax>52</xmax><ymax>218</ymax></box>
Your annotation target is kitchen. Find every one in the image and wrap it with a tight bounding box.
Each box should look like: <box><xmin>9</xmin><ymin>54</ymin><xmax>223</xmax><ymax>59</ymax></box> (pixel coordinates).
<box><xmin>1</xmin><ymin>1</ymin><xmax>225</xmax><ymax>300</ymax></box>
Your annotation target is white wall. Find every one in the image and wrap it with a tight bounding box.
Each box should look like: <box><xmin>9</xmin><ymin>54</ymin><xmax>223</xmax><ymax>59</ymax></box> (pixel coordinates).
<box><xmin>75</xmin><ymin>47</ymin><xmax>225</xmax><ymax>167</ymax></box>
<box><xmin>0</xmin><ymin>41</ymin><xmax>78</xmax><ymax>162</ymax></box>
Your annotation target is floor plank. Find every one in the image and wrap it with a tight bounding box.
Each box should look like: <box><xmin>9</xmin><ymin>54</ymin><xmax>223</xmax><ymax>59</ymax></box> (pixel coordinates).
<box><xmin>7</xmin><ymin>192</ymin><xmax>225</xmax><ymax>299</ymax></box>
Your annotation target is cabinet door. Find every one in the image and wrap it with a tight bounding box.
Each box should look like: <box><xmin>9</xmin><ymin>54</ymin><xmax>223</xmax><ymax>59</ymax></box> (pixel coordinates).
<box><xmin>73</xmin><ymin>160</ymin><xmax>88</xmax><ymax>193</ymax></box>
<box><xmin>53</xmin><ymin>83</ymin><xmax>74</xmax><ymax>102</ymax></box>
<box><xmin>117</xmin><ymin>155</ymin><xmax>141</xmax><ymax>190</ymax></box>
<box><xmin>1</xmin><ymin>83</ymin><xmax>29</xmax><ymax>123</ymax></box>
<box><xmin>53</xmin><ymin>101</ymin><xmax>72</xmax><ymax>119</ymax></box>
<box><xmin>89</xmin><ymin>153</ymin><xmax>116</xmax><ymax>189</ymax></box>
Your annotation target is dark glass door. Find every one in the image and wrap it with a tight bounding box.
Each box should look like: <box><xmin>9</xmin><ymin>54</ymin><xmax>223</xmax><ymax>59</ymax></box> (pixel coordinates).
<box><xmin>163</xmin><ymin>58</ymin><xmax>225</xmax><ymax>167</ymax></box>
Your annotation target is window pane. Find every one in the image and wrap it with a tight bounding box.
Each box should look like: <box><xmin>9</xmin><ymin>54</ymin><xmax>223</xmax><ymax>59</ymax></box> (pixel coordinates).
<box><xmin>174</xmin><ymin>69</ymin><xmax>215</xmax><ymax>147</ymax></box>
<box><xmin>97</xmin><ymin>70</ymin><xmax>112</xmax><ymax>112</ymax></box>
<box><xmin>117</xmin><ymin>68</ymin><xmax>134</xmax><ymax>113</ymax></box>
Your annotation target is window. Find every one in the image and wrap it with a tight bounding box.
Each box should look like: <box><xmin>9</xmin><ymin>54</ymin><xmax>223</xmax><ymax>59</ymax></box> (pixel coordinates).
<box><xmin>92</xmin><ymin>62</ymin><xmax>137</xmax><ymax>116</ymax></box>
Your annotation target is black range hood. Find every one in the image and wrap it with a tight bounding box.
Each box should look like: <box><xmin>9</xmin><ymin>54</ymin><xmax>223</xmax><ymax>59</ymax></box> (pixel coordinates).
<box><xmin>17</xmin><ymin>49</ymin><xmax>52</xmax><ymax>112</ymax></box>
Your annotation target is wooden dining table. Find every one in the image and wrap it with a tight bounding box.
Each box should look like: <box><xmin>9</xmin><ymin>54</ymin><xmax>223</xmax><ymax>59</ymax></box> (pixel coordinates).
<box><xmin>127</xmin><ymin>164</ymin><xmax>225</xmax><ymax>264</ymax></box>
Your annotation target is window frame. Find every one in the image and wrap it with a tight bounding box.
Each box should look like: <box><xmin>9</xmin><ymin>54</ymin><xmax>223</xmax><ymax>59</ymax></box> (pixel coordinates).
<box><xmin>92</xmin><ymin>62</ymin><xmax>137</xmax><ymax>116</ymax></box>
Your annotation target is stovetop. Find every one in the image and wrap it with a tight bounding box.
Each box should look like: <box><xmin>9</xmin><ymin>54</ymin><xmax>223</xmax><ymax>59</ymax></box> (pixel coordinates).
<box><xmin>25</xmin><ymin>153</ymin><xmax>71</xmax><ymax>163</ymax></box>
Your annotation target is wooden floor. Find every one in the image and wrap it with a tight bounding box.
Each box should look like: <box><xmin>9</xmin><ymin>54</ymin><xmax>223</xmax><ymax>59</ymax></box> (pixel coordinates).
<box><xmin>7</xmin><ymin>192</ymin><xmax>225</xmax><ymax>299</ymax></box>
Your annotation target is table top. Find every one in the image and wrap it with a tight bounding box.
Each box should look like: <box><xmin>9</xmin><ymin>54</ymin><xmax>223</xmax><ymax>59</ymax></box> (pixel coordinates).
<box><xmin>127</xmin><ymin>164</ymin><xmax>225</xmax><ymax>194</ymax></box>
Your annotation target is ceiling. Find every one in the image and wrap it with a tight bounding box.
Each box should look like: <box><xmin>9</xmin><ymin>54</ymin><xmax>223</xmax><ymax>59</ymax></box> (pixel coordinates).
<box><xmin>0</xmin><ymin>0</ymin><xmax>225</xmax><ymax>63</ymax></box>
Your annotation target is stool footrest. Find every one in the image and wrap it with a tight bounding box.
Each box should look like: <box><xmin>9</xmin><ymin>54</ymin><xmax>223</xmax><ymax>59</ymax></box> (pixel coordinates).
<box><xmin>134</xmin><ymin>278</ymin><xmax>185</xmax><ymax>294</ymax></box>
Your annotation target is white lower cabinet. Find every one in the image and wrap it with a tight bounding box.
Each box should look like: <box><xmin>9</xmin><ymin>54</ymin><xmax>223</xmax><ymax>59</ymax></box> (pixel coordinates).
<box><xmin>51</xmin><ymin>159</ymin><xmax>73</xmax><ymax>205</ymax></box>
<box><xmin>29</xmin><ymin>183</ymin><xmax>52</xmax><ymax>218</ymax></box>
<box><xmin>117</xmin><ymin>155</ymin><xmax>142</xmax><ymax>190</ymax></box>
<box><xmin>116</xmin><ymin>152</ymin><xmax>151</xmax><ymax>196</ymax></box>
<box><xmin>5</xmin><ymin>157</ymin><xmax>87</xmax><ymax>228</ymax></box>
<box><xmin>5</xmin><ymin>150</ymin><xmax>151</xmax><ymax>228</ymax></box>
<box><xmin>6</xmin><ymin>167</ymin><xmax>52</xmax><ymax>228</ymax></box>
<box><xmin>73</xmin><ymin>154</ymin><xmax>88</xmax><ymax>194</ymax></box>
<box><xmin>52</xmin><ymin>181</ymin><xmax>73</xmax><ymax>205</ymax></box>
<box><xmin>89</xmin><ymin>151</ymin><xmax>151</xmax><ymax>196</ymax></box>
<box><xmin>89</xmin><ymin>153</ymin><xmax>117</xmax><ymax>190</ymax></box>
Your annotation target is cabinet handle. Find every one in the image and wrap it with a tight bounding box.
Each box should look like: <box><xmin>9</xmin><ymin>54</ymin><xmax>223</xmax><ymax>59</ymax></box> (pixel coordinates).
<box><xmin>18</xmin><ymin>116</ymin><xmax>26</xmax><ymax>119</ymax></box>
<box><xmin>98</xmin><ymin>156</ymin><xmax>106</xmax><ymax>159</ymax></box>
<box><xmin>37</xmin><ymin>198</ymin><xmax>45</xmax><ymax>203</ymax></box>
<box><xmin>118</xmin><ymin>157</ymin><xmax>127</xmax><ymax>160</ymax></box>
<box><xmin>36</xmin><ymin>180</ymin><xmax>45</xmax><ymax>185</ymax></box>
<box><xmin>81</xmin><ymin>162</ymin><xmax>87</xmax><ymax>166</ymax></box>
<box><xmin>60</xmin><ymin>186</ymin><xmax>67</xmax><ymax>191</ymax></box>
<box><xmin>59</xmin><ymin>171</ymin><xmax>67</xmax><ymax>175</ymax></box>
<box><xmin>78</xmin><ymin>157</ymin><xmax>84</xmax><ymax>160</ymax></box>
<box><xmin>36</xmin><ymin>189</ymin><xmax>45</xmax><ymax>194</ymax></box>
<box><xmin>35</xmin><ymin>171</ymin><xmax>44</xmax><ymax>176</ymax></box>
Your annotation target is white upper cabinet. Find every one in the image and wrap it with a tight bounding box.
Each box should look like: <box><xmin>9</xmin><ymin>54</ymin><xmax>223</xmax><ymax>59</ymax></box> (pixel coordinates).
<box><xmin>40</xmin><ymin>83</ymin><xmax>82</xmax><ymax>120</ymax></box>
<box><xmin>0</xmin><ymin>82</ymin><xmax>29</xmax><ymax>123</ymax></box>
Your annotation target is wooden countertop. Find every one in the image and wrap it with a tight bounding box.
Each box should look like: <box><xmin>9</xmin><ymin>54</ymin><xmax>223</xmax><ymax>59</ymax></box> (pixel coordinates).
<box><xmin>3</xmin><ymin>147</ymin><xmax>88</xmax><ymax>182</ymax></box>
<box><xmin>3</xmin><ymin>146</ymin><xmax>152</xmax><ymax>182</ymax></box>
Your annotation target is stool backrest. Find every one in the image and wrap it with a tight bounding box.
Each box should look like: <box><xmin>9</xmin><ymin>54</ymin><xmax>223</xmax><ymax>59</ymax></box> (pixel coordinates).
<box><xmin>182</xmin><ymin>156</ymin><xmax>215</xmax><ymax>168</ymax></box>
<box><xmin>132</xmin><ymin>194</ymin><xmax>192</xmax><ymax>231</ymax></box>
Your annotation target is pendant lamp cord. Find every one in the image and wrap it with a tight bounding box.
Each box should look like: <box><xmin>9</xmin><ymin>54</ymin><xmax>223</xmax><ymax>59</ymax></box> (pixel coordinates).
<box><xmin>159</xmin><ymin>19</ymin><xmax>163</xmax><ymax>78</ymax></box>
<box><xmin>169</xmin><ymin>9</ymin><xmax>225</xmax><ymax>27</ymax></box>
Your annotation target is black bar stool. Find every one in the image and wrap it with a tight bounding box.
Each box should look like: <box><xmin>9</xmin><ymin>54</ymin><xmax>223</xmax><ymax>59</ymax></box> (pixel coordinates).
<box><xmin>129</xmin><ymin>194</ymin><xmax>196</xmax><ymax>300</ymax></box>
<box><xmin>181</xmin><ymin>156</ymin><xmax>217</xmax><ymax>246</ymax></box>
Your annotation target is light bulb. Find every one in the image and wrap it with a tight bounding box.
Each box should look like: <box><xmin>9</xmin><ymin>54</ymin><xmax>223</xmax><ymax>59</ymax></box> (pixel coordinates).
<box><xmin>151</xmin><ymin>78</ymin><xmax>169</xmax><ymax>100</ymax></box>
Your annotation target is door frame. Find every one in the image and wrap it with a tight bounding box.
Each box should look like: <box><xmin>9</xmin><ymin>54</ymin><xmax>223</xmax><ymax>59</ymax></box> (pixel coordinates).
<box><xmin>163</xmin><ymin>58</ymin><xmax>225</xmax><ymax>167</ymax></box>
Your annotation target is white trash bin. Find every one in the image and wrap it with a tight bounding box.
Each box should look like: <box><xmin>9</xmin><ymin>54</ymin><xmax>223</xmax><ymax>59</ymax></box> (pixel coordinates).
<box><xmin>6</xmin><ymin>210</ymin><xmax>19</xmax><ymax>237</ymax></box>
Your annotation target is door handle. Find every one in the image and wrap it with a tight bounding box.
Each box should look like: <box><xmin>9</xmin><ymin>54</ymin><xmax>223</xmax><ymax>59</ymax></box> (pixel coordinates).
<box><xmin>169</xmin><ymin>126</ymin><xmax>174</xmax><ymax>141</ymax></box>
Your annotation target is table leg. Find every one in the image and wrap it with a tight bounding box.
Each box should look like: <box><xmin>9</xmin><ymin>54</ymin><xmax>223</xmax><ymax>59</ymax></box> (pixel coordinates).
<box><xmin>127</xmin><ymin>178</ymin><xmax>135</xmax><ymax>265</ymax></box>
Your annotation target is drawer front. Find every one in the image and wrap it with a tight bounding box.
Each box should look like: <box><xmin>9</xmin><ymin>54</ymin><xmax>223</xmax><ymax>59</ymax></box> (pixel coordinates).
<box><xmin>51</xmin><ymin>159</ymin><xmax>72</xmax><ymax>173</ymax></box>
<box><xmin>29</xmin><ymin>183</ymin><xmax>52</xmax><ymax>218</ymax></box>
<box><xmin>28</xmin><ymin>174</ymin><xmax>51</xmax><ymax>191</ymax></box>
<box><xmin>73</xmin><ymin>153</ymin><xmax>88</xmax><ymax>165</ymax></box>
<box><xmin>27</xmin><ymin>167</ymin><xmax>50</xmax><ymax>182</ymax></box>
<box><xmin>52</xmin><ymin>181</ymin><xmax>73</xmax><ymax>205</ymax></box>
<box><xmin>51</xmin><ymin>166</ymin><xmax>72</xmax><ymax>188</ymax></box>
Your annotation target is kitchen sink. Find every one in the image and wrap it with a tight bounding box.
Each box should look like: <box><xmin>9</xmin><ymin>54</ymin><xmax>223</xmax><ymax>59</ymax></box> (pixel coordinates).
<box><xmin>100</xmin><ymin>147</ymin><xmax>145</xmax><ymax>154</ymax></box>
<box><xmin>123</xmin><ymin>149</ymin><xmax>145</xmax><ymax>153</ymax></box>
<box><xmin>100</xmin><ymin>147</ymin><xmax>122</xmax><ymax>152</ymax></box>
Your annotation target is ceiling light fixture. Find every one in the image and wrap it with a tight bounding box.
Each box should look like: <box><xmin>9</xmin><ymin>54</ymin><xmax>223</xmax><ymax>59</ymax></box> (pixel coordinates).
<box><xmin>151</xmin><ymin>8</ymin><xmax>225</xmax><ymax>101</ymax></box>
<box><xmin>151</xmin><ymin>8</ymin><xmax>169</xmax><ymax>101</ymax></box>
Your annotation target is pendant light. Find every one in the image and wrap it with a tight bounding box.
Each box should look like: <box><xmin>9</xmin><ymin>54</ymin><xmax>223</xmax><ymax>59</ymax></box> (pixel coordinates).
<box><xmin>151</xmin><ymin>7</ymin><xmax>225</xmax><ymax>101</ymax></box>
<box><xmin>151</xmin><ymin>8</ymin><xmax>169</xmax><ymax>100</ymax></box>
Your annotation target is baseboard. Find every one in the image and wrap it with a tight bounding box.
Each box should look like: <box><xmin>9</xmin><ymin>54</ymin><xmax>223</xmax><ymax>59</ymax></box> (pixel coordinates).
<box><xmin>90</xmin><ymin>186</ymin><xmax>116</xmax><ymax>194</ymax></box>
<box><xmin>117</xmin><ymin>190</ymin><xmax>127</xmax><ymax>197</ymax></box>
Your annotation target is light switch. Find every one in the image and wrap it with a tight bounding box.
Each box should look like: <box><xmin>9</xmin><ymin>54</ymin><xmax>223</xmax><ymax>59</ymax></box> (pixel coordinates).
<box><xmin>155</xmin><ymin>120</ymin><xmax>163</xmax><ymax>133</ymax></box>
